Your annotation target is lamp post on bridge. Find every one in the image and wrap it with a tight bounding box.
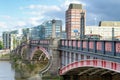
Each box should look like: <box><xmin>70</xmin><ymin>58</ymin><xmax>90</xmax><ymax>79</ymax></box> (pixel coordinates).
<box><xmin>80</xmin><ymin>12</ymin><xmax>85</xmax><ymax>39</ymax></box>
<box><xmin>52</xmin><ymin>19</ymin><xmax>56</xmax><ymax>39</ymax></box>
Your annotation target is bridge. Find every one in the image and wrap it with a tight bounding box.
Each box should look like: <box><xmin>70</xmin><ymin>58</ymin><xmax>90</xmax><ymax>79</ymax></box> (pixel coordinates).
<box><xmin>58</xmin><ymin>39</ymin><xmax>120</xmax><ymax>80</ymax></box>
<box><xmin>11</xmin><ymin>38</ymin><xmax>120</xmax><ymax>80</ymax></box>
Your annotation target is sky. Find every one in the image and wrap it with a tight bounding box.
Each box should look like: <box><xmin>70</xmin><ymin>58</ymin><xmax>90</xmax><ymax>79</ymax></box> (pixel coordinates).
<box><xmin>0</xmin><ymin>0</ymin><xmax>120</xmax><ymax>35</ymax></box>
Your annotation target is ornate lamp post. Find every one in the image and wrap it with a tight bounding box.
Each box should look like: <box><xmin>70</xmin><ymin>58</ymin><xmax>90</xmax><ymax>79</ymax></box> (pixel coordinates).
<box><xmin>52</xmin><ymin>19</ymin><xmax>56</xmax><ymax>39</ymax></box>
<box><xmin>80</xmin><ymin>12</ymin><xmax>85</xmax><ymax>39</ymax></box>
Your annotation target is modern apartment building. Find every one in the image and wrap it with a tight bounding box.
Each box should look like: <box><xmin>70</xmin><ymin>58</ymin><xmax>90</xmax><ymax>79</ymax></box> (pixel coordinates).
<box><xmin>2</xmin><ymin>29</ymin><xmax>23</xmax><ymax>50</ymax></box>
<box><xmin>66</xmin><ymin>3</ymin><xmax>86</xmax><ymax>39</ymax></box>
<box><xmin>2</xmin><ymin>31</ymin><xmax>11</xmax><ymax>49</ymax></box>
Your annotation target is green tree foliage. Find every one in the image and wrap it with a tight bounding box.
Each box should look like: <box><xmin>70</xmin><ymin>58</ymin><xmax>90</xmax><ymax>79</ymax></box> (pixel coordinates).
<box><xmin>0</xmin><ymin>40</ymin><xmax>3</xmax><ymax>49</ymax></box>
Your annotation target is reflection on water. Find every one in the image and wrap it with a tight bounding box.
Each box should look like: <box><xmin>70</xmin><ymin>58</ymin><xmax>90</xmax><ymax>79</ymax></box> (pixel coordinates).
<box><xmin>0</xmin><ymin>61</ymin><xmax>15</xmax><ymax>80</ymax></box>
<box><xmin>0</xmin><ymin>61</ymin><xmax>42</xmax><ymax>80</ymax></box>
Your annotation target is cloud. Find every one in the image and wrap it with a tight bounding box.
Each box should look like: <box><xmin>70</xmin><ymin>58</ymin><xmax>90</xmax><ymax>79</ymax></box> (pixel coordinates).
<box><xmin>20</xmin><ymin>4</ymin><xmax>64</xmax><ymax>26</ymax></box>
<box><xmin>82</xmin><ymin>0</ymin><xmax>120</xmax><ymax>25</ymax></box>
<box><xmin>3</xmin><ymin>0</ymin><xmax>120</xmax><ymax>33</ymax></box>
<box><xmin>0</xmin><ymin>22</ymin><xmax>7</xmax><ymax>28</ymax></box>
<box><xmin>21</xmin><ymin>4</ymin><xmax>61</xmax><ymax>12</ymax></box>
<box><xmin>0</xmin><ymin>15</ymin><xmax>11</xmax><ymax>19</ymax></box>
<box><xmin>17</xmin><ymin>21</ymin><xmax>26</xmax><ymax>26</ymax></box>
<box><xmin>18</xmin><ymin>0</ymin><xmax>87</xmax><ymax>30</ymax></box>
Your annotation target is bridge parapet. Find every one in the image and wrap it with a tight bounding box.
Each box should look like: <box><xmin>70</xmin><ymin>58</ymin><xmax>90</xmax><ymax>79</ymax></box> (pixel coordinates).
<box><xmin>30</xmin><ymin>39</ymin><xmax>50</xmax><ymax>45</ymax></box>
<box><xmin>59</xmin><ymin>39</ymin><xmax>120</xmax><ymax>63</ymax></box>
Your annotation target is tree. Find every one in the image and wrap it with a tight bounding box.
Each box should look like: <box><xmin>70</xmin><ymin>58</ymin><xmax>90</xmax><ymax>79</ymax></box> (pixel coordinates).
<box><xmin>0</xmin><ymin>40</ymin><xmax>3</xmax><ymax>49</ymax></box>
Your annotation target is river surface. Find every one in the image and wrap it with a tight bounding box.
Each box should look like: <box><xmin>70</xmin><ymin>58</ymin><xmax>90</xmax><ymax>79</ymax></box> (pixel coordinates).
<box><xmin>0</xmin><ymin>61</ymin><xmax>42</xmax><ymax>80</ymax></box>
<box><xmin>0</xmin><ymin>61</ymin><xmax>15</xmax><ymax>80</ymax></box>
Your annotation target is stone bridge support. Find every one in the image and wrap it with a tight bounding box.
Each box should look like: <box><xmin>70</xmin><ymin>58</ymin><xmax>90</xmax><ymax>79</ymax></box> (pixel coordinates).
<box><xmin>48</xmin><ymin>38</ymin><xmax>61</xmax><ymax>76</ymax></box>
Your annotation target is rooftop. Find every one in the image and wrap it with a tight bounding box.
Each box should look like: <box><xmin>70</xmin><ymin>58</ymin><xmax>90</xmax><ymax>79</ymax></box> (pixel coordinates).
<box><xmin>99</xmin><ymin>21</ymin><xmax>120</xmax><ymax>27</ymax></box>
<box><xmin>69</xmin><ymin>3</ymin><xmax>82</xmax><ymax>9</ymax></box>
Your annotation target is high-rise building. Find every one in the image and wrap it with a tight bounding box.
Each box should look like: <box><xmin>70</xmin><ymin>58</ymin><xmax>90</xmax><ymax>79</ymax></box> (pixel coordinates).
<box><xmin>66</xmin><ymin>3</ymin><xmax>86</xmax><ymax>39</ymax></box>
<box><xmin>2</xmin><ymin>31</ymin><xmax>11</xmax><ymax>49</ymax></box>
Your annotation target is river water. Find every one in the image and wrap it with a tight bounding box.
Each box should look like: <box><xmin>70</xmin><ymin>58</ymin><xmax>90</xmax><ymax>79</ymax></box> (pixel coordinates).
<box><xmin>0</xmin><ymin>61</ymin><xmax>15</xmax><ymax>80</ymax></box>
<box><xmin>0</xmin><ymin>61</ymin><xmax>42</xmax><ymax>80</ymax></box>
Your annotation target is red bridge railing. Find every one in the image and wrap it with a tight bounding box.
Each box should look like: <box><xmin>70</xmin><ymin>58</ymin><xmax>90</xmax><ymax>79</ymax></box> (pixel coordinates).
<box><xmin>59</xmin><ymin>39</ymin><xmax>120</xmax><ymax>58</ymax></box>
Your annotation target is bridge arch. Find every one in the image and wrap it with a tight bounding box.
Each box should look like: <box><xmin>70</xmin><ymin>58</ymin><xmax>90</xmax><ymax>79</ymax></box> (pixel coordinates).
<box><xmin>21</xmin><ymin>45</ymin><xmax>28</xmax><ymax>59</ymax></box>
<box><xmin>60</xmin><ymin>59</ymin><xmax>120</xmax><ymax>75</ymax></box>
<box><xmin>30</xmin><ymin>46</ymin><xmax>50</xmax><ymax>60</ymax></box>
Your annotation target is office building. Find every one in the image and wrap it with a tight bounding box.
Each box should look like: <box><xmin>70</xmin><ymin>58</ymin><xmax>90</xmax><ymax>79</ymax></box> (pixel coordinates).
<box><xmin>42</xmin><ymin>20</ymin><xmax>62</xmax><ymax>39</ymax></box>
<box><xmin>66</xmin><ymin>3</ymin><xmax>86</xmax><ymax>39</ymax></box>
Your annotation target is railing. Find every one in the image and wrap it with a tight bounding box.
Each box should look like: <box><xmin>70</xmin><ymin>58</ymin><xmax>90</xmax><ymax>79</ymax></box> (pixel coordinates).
<box><xmin>59</xmin><ymin>39</ymin><xmax>120</xmax><ymax>58</ymax></box>
<box><xmin>30</xmin><ymin>39</ymin><xmax>50</xmax><ymax>45</ymax></box>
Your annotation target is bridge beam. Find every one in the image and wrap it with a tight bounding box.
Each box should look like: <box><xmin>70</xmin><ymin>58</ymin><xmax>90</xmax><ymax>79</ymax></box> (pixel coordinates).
<box><xmin>89</xmin><ymin>68</ymin><xmax>105</xmax><ymax>76</ymax></box>
<box><xmin>39</xmin><ymin>53</ymin><xmax>44</xmax><ymax>60</ymax></box>
<box><xmin>78</xmin><ymin>68</ymin><xmax>96</xmax><ymax>75</ymax></box>
<box><xmin>100</xmin><ymin>70</ymin><xmax>112</xmax><ymax>76</ymax></box>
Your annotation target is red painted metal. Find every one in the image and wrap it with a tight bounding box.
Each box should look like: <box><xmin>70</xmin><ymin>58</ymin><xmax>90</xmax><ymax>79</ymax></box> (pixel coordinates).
<box><xmin>62</xmin><ymin>40</ymin><xmax>64</xmax><ymax>46</ymax></box>
<box><xmin>69</xmin><ymin>40</ymin><xmax>71</xmax><ymax>47</ymax></box>
<box><xmin>30</xmin><ymin>46</ymin><xmax>50</xmax><ymax>60</ymax></box>
<box><xmin>97</xmin><ymin>42</ymin><xmax>102</xmax><ymax>51</ymax></box>
<box><xmin>89</xmin><ymin>41</ymin><xmax>94</xmax><ymax>49</ymax></box>
<box><xmin>105</xmin><ymin>42</ymin><xmax>112</xmax><ymax>52</ymax></box>
<box><xmin>65</xmin><ymin>40</ymin><xmax>67</xmax><ymax>46</ymax></box>
<box><xmin>116</xmin><ymin>42</ymin><xmax>120</xmax><ymax>53</ymax></box>
<box><xmin>83</xmin><ymin>41</ymin><xmax>87</xmax><ymax>48</ymax></box>
<box><xmin>78</xmin><ymin>41</ymin><xmax>81</xmax><ymax>47</ymax></box>
<box><xmin>73</xmin><ymin>40</ymin><xmax>76</xmax><ymax>47</ymax></box>
<box><xmin>59</xmin><ymin>59</ymin><xmax>120</xmax><ymax>75</ymax></box>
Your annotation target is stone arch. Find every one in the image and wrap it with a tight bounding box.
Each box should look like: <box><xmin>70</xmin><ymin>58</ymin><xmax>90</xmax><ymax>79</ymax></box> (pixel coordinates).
<box><xmin>60</xmin><ymin>59</ymin><xmax>120</xmax><ymax>75</ymax></box>
<box><xmin>21</xmin><ymin>45</ymin><xmax>28</xmax><ymax>59</ymax></box>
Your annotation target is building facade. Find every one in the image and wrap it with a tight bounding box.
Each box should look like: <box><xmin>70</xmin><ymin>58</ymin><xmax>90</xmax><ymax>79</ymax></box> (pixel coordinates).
<box><xmin>2</xmin><ymin>29</ymin><xmax>23</xmax><ymax>50</ymax></box>
<box><xmin>2</xmin><ymin>31</ymin><xmax>11</xmax><ymax>49</ymax></box>
<box><xmin>99</xmin><ymin>21</ymin><xmax>120</xmax><ymax>27</ymax></box>
<box><xmin>85</xmin><ymin>26</ymin><xmax>120</xmax><ymax>40</ymax></box>
<box><xmin>66</xmin><ymin>3</ymin><xmax>86</xmax><ymax>39</ymax></box>
<box><xmin>41</xmin><ymin>20</ymin><xmax>62</xmax><ymax>39</ymax></box>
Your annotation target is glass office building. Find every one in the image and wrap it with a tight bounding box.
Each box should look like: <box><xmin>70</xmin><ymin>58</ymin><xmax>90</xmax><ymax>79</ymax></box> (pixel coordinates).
<box><xmin>42</xmin><ymin>20</ymin><xmax>62</xmax><ymax>39</ymax></box>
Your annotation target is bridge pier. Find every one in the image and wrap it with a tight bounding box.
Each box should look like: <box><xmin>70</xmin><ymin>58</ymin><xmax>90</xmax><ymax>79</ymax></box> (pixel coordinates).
<box><xmin>48</xmin><ymin>38</ymin><xmax>60</xmax><ymax>76</ymax></box>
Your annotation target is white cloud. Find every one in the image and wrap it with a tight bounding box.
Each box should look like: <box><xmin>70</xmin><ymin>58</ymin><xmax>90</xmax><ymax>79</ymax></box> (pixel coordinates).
<box><xmin>28</xmin><ymin>16</ymin><xmax>45</xmax><ymax>26</ymax></box>
<box><xmin>0</xmin><ymin>22</ymin><xmax>7</xmax><ymax>28</ymax></box>
<box><xmin>0</xmin><ymin>15</ymin><xmax>12</xmax><ymax>20</ymax></box>
<box><xmin>20</xmin><ymin>4</ymin><xmax>64</xmax><ymax>26</ymax></box>
<box><xmin>22</xmin><ymin>4</ymin><xmax>61</xmax><ymax>12</ymax></box>
<box><xmin>17</xmin><ymin>21</ymin><xmax>26</xmax><ymax>26</ymax></box>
